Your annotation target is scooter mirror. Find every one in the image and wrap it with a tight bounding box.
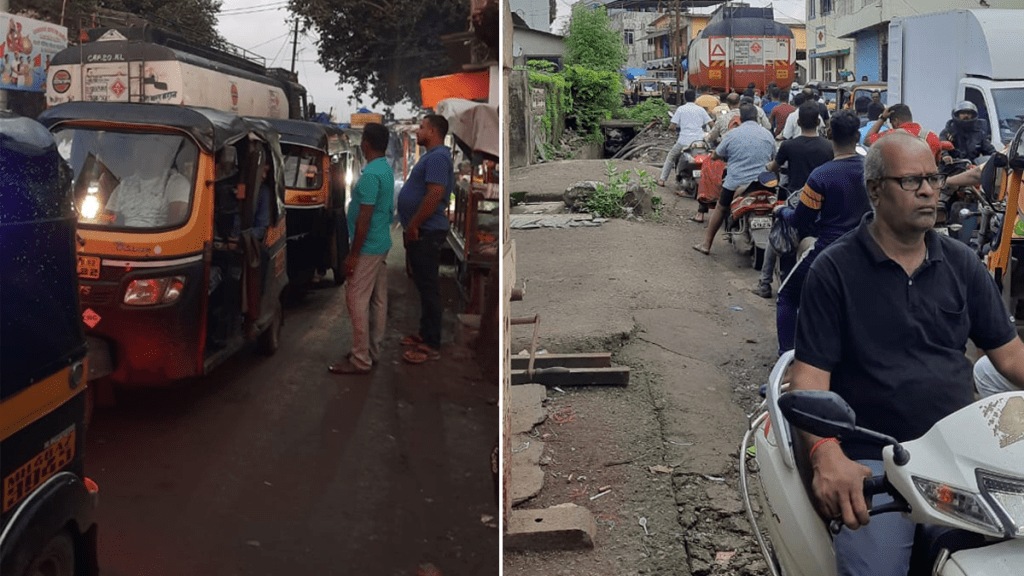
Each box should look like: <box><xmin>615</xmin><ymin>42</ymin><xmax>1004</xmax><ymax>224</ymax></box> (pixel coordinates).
<box><xmin>778</xmin><ymin>390</ymin><xmax>858</xmax><ymax>438</ymax></box>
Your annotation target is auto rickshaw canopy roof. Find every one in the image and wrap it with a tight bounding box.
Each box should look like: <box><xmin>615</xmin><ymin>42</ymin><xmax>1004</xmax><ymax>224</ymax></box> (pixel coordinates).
<box><xmin>38</xmin><ymin>102</ymin><xmax>255</xmax><ymax>152</ymax></box>
<box><xmin>257</xmin><ymin>117</ymin><xmax>350</xmax><ymax>151</ymax></box>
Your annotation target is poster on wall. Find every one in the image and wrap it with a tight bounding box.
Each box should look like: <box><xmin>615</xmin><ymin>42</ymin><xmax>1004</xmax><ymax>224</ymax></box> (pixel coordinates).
<box><xmin>0</xmin><ymin>12</ymin><xmax>68</xmax><ymax>93</ymax></box>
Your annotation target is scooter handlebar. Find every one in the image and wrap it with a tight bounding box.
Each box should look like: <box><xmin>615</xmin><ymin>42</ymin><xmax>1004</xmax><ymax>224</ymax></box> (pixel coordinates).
<box><xmin>828</xmin><ymin>475</ymin><xmax>897</xmax><ymax>534</ymax></box>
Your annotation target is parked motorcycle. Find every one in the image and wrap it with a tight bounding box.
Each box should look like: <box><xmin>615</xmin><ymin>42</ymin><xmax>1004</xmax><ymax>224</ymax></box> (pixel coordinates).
<box><xmin>741</xmin><ymin>351</ymin><xmax>1024</xmax><ymax>576</ymax></box>
<box><xmin>727</xmin><ymin>170</ymin><xmax>779</xmax><ymax>270</ymax></box>
<box><xmin>675</xmin><ymin>140</ymin><xmax>711</xmax><ymax>197</ymax></box>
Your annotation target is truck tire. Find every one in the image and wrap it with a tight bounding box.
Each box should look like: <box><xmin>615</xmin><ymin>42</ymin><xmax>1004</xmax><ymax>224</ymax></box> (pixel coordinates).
<box><xmin>20</xmin><ymin>531</ymin><xmax>74</xmax><ymax>576</ymax></box>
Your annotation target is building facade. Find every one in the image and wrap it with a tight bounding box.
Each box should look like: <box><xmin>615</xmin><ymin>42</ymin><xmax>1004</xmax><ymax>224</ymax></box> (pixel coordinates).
<box><xmin>608</xmin><ymin>10</ymin><xmax>660</xmax><ymax>70</ymax></box>
<box><xmin>807</xmin><ymin>0</ymin><xmax>1022</xmax><ymax>83</ymax></box>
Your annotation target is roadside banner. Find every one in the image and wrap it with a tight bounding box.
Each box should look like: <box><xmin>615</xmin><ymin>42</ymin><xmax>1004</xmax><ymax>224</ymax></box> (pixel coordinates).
<box><xmin>0</xmin><ymin>12</ymin><xmax>68</xmax><ymax>93</ymax></box>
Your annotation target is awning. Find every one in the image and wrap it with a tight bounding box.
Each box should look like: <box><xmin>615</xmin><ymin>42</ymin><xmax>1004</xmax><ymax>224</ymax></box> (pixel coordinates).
<box><xmin>420</xmin><ymin>70</ymin><xmax>490</xmax><ymax>109</ymax></box>
<box><xmin>623</xmin><ymin>67</ymin><xmax>648</xmax><ymax>80</ymax></box>
<box><xmin>809</xmin><ymin>48</ymin><xmax>851</xmax><ymax>59</ymax></box>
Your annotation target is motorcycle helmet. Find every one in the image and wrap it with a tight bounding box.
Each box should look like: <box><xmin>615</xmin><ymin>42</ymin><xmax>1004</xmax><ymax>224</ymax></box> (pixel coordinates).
<box><xmin>953</xmin><ymin>100</ymin><xmax>978</xmax><ymax>119</ymax></box>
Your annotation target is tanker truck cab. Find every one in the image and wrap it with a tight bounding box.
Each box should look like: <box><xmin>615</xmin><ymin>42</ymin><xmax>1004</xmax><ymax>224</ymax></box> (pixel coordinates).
<box><xmin>38</xmin><ymin>102</ymin><xmax>288</xmax><ymax>388</ymax></box>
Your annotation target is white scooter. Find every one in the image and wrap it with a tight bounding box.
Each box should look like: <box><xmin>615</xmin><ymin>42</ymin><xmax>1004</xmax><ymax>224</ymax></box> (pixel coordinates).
<box><xmin>741</xmin><ymin>351</ymin><xmax>1024</xmax><ymax>575</ymax></box>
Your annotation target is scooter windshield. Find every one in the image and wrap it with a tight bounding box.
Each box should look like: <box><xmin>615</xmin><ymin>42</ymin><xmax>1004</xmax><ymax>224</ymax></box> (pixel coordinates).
<box><xmin>52</xmin><ymin>128</ymin><xmax>198</xmax><ymax>231</ymax></box>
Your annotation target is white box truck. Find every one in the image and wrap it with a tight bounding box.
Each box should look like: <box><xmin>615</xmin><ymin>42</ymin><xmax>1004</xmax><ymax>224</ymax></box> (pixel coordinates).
<box><xmin>888</xmin><ymin>9</ymin><xmax>1024</xmax><ymax>149</ymax></box>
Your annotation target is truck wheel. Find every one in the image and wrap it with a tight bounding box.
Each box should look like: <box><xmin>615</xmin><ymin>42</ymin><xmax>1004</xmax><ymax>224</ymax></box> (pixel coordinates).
<box><xmin>257</xmin><ymin>304</ymin><xmax>282</xmax><ymax>356</ymax></box>
<box><xmin>21</xmin><ymin>531</ymin><xmax>74</xmax><ymax>576</ymax></box>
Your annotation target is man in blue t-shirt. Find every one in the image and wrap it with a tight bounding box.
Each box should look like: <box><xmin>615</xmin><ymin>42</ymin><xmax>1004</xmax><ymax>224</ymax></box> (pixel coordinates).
<box><xmin>330</xmin><ymin>123</ymin><xmax>395</xmax><ymax>374</ymax></box>
<box><xmin>396</xmin><ymin>114</ymin><xmax>454</xmax><ymax>364</ymax></box>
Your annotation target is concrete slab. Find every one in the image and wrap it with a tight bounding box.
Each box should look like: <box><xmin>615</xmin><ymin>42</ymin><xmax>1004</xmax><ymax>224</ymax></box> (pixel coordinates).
<box><xmin>508</xmin><ymin>384</ymin><xmax>547</xmax><ymax>434</ymax></box>
<box><xmin>509</xmin><ymin>433</ymin><xmax>544</xmax><ymax>467</ymax></box>
<box><xmin>510</xmin><ymin>464</ymin><xmax>545</xmax><ymax>506</ymax></box>
<box><xmin>505</xmin><ymin>504</ymin><xmax>597</xmax><ymax>552</ymax></box>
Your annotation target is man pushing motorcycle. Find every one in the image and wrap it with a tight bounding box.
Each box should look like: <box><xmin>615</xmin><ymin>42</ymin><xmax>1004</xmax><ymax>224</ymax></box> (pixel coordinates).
<box><xmin>789</xmin><ymin>131</ymin><xmax>1024</xmax><ymax>576</ymax></box>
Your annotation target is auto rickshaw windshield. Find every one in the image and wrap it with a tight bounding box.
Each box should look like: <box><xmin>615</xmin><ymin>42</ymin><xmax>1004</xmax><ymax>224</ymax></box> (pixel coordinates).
<box><xmin>52</xmin><ymin>128</ymin><xmax>198</xmax><ymax>231</ymax></box>
<box><xmin>280</xmin><ymin>143</ymin><xmax>324</xmax><ymax>191</ymax></box>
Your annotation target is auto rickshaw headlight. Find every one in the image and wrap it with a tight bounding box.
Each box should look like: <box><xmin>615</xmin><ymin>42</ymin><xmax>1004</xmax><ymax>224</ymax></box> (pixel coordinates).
<box><xmin>124</xmin><ymin>276</ymin><xmax>186</xmax><ymax>306</ymax></box>
<box><xmin>81</xmin><ymin>194</ymin><xmax>101</xmax><ymax>220</ymax></box>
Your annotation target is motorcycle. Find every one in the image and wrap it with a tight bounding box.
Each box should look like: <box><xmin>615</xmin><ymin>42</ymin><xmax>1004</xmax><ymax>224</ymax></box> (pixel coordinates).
<box><xmin>675</xmin><ymin>139</ymin><xmax>711</xmax><ymax>197</ymax></box>
<box><xmin>727</xmin><ymin>170</ymin><xmax>779</xmax><ymax>270</ymax></box>
<box><xmin>741</xmin><ymin>351</ymin><xmax>1024</xmax><ymax>576</ymax></box>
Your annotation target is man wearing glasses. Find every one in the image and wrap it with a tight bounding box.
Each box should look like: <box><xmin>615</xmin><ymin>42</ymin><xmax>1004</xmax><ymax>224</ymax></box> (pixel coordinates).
<box><xmin>787</xmin><ymin>131</ymin><xmax>1024</xmax><ymax>576</ymax></box>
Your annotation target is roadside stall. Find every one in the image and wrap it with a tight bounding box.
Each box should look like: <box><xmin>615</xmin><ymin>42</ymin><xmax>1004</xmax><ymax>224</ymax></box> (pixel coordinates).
<box><xmin>435</xmin><ymin>97</ymin><xmax>499</xmax><ymax>314</ymax></box>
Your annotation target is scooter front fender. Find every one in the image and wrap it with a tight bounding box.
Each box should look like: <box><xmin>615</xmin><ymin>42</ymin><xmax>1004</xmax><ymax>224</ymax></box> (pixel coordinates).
<box><xmin>941</xmin><ymin>539</ymin><xmax>1024</xmax><ymax>575</ymax></box>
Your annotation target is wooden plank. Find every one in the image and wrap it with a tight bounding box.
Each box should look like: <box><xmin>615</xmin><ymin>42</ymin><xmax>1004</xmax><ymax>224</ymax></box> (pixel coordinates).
<box><xmin>510</xmin><ymin>367</ymin><xmax>630</xmax><ymax>387</ymax></box>
<box><xmin>510</xmin><ymin>353</ymin><xmax>612</xmax><ymax>370</ymax></box>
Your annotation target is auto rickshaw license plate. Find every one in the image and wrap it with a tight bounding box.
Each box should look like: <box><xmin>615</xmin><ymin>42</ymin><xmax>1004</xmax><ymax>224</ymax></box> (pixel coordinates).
<box><xmin>77</xmin><ymin>256</ymin><xmax>100</xmax><ymax>279</ymax></box>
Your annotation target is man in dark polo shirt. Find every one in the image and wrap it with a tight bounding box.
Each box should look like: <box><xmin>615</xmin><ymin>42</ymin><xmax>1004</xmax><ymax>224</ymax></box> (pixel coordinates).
<box><xmin>789</xmin><ymin>131</ymin><xmax>1024</xmax><ymax>576</ymax></box>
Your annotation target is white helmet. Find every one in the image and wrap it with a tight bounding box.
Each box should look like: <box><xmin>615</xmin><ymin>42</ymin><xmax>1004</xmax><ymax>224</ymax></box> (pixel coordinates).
<box><xmin>953</xmin><ymin>100</ymin><xmax>978</xmax><ymax>118</ymax></box>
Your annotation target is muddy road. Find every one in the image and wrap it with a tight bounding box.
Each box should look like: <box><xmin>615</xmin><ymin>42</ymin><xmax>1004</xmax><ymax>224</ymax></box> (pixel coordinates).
<box><xmin>506</xmin><ymin>160</ymin><xmax>779</xmax><ymax>576</ymax></box>
<box><xmin>86</xmin><ymin>245</ymin><xmax>499</xmax><ymax>576</ymax></box>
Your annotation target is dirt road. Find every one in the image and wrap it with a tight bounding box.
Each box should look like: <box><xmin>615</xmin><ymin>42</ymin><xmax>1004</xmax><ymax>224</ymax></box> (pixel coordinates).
<box><xmin>506</xmin><ymin>160</ymin><xmax>779</xmax><ymax>576</ymax></box>
<box><xmin>85</xmin><ymin>237</ymin><xmax>499</xmax><ymax>576</ymax></box>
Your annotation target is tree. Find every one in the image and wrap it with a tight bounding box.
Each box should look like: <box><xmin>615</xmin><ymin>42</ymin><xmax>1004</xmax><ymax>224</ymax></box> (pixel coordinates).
<box><xmin>11</xmin><ymin>0</ymin><xmax>225</xmax><ymax>49</ymax></box>
<box><xmin>563</xmin><ymin>4</ymin><xmax>626</xmax><ymax>74</ymax></box>
<box><xmin>288</xmin><ymin>0</ymin><xmax>470</xmax><ymax>107</ymax></box>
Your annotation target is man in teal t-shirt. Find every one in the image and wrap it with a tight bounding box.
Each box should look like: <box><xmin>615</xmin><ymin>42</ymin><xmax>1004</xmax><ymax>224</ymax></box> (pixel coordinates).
<box><xmin>329</xmin><ymin>123</ymin><xmax>395</xmax><ymax>375</ymax></box>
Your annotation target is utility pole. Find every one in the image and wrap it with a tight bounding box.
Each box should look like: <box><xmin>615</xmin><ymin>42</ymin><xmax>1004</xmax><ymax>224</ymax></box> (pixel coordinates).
<box><xmin>290</xmin><ymin>18</ymin><xmax>298</xmax><ymax>74</ymax></box>
<box><xmin>0</xmin><ymin>0</ymin><xmax>8</xmax><ymax>111</ymax></box>
<box><xmin>674</xmin><ymin>0</ymin><xmax>681</xmax><ymax>104</ymax></box>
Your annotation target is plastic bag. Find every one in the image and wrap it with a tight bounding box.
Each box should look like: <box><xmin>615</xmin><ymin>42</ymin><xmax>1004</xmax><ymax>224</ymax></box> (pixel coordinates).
<box><xmin>769</xmin><ymin>214</ymin><xmax>800</xmax><ymax>255</ymax></box>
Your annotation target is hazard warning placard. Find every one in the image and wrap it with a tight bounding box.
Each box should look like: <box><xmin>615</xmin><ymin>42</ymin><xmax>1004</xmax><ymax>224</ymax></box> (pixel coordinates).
<box><xmin>710</xmin><ymin>39</ymin><xmax>727</xmax><ymax>60</ymax></box>
<box><xmin>732</xmin><ymin>39</ymin><xmax>764</xmax><ymax>65</ymax></box>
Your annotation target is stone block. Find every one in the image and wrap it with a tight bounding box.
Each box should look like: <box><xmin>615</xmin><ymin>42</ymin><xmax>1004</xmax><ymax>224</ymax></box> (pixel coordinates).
<box><xmin>508</xmin><ymin>383</ymin><xmax>547</xmax><ymax>434</ymax></box>
<box><xmin>505</xmin><ymin>504</ymin><xmax>597</xmax><ymax>551</ymax></box>
<box><xmin>510</xmin><ymin>463</ymin><xmax>545</xmax><ymax>506</ymax></box>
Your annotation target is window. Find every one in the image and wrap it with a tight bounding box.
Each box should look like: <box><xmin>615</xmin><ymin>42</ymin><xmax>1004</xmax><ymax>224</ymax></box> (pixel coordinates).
<box><xmin>808</xmin><ymin>0</ymin><xmax>815</xmax><ymax>19</ymax></box>
<box><xmin>624</xmin><ymin>30</ymin><xmax>634</xmax><ymax>45</ymax></box>
<box><xmin>823</xmin><ymin>57</ymin><xmax>833</xmax><ymax>82</ymax></box>
<box><xmin>821</xmin><ymin>0</ymin><xmax>833</xmax><ymax>15</ymax></box>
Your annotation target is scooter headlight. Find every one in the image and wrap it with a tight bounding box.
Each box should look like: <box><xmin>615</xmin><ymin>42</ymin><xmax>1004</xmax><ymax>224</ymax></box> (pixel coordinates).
<box><xmin>912</xmin><ymin>476</ymin><xmax>1003</xmax><ymax>536</ymax></box>
<box><xmin>978</xmin><ymin>470</ymin><xmax>1024</xmax><ymax>536</ymax></box>
<box><xmin>124</xmin><ymin>276</ymin><xmax>186</xmax><ymax>306</ymax></box>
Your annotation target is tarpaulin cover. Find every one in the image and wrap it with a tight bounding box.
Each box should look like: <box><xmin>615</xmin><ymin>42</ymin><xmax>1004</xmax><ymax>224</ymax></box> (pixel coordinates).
<box><xmin>420</xmin><ymin>70</ymin><xmax>490</xmax><ymax>109</ymax></box>
<box><xmin>435</xmin><ymin>97</ymin><xmax>498</xmax><ymax>157</ymax></box>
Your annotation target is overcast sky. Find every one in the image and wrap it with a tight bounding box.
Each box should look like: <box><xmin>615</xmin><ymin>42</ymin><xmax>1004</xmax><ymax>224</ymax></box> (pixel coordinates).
<box><xmin>215</xmin><ymin>0</ymin><xmax>417</xmax><ymax>122</ymax></box>
<box><xmin>550</xmin><ymin>0</ymin><xmax>807</xmax><ymax>32</ymax></box>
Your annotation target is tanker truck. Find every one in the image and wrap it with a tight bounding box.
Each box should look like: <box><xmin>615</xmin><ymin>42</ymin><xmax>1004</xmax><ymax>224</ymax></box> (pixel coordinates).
<box><xmin>46</xmin><ymin>23</ymin><xmax>309</xmax><ymax>119</ymax></box>
<box><xmin>686</xmin><ymin>4</ymin><xmax>795</xmax><ymax>94</ymax></box>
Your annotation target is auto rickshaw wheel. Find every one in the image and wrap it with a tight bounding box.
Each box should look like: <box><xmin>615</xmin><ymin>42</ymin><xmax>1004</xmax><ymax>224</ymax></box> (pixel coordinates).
<box><xmin>257</xmin><ymin>303</ymin><xmax>282</xmax><ymax>356</ymax></box>
<box><xmin>21</xmin><ymin>530</ymin><xmax>74</xmax><ymax>576</ymax></box>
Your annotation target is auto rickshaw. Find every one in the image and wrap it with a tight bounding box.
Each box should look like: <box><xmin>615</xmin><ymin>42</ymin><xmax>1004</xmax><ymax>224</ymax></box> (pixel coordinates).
<box><xmin>261</xmin><ymin>118</ymin><xmax>359</xmax><ymax>286</ymax></box>
<box><xmin>985</xmin><ymin>125</ymin><xmax>1024</xmax><ymax>319</ymax></box>
<box><xmin>0</xmin><ymin>113</ymin><xmax>99</xmax><ymax>576</ymax></box>
<box><xmin>837</xmin><ymin>81</ymin><xmax>887</xmax><ymax>118</ymax></box>
<box><xmin>37</xmin><ymin>102</ymin><xmax>289</xmax><ymax>388</ymax></box>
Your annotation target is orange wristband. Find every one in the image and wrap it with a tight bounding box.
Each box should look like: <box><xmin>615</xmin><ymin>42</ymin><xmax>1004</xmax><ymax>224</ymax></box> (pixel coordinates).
<box><xmin>809</xmin><ymin>437</ymin><xmax>839</xmax><ymax>459</ymax></box>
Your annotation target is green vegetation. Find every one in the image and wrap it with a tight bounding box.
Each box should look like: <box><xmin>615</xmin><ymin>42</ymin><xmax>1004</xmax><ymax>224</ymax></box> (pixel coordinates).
<box><xmin>586</xmin><ymin>162</ymin><xmax>656</xmax><ymax>218</ymax></box>
<box><xmin>564</xmin><ymin>4</ymin><xmax>626</xmax><ymax>73</ymax></box>
<box><xmin>621</xmin><ymin>98</ymin><xmax>670</xmax><ymax>127</ymax></box>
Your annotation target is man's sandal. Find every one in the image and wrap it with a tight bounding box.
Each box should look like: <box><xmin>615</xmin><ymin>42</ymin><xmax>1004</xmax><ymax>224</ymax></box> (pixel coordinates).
<box><xmin>402</xmin><ymin>345</ymin><xmax>440</xmax><ymax>365</ymax></box>
<box><xmin>328</xmin><ymin>359</ymin><xmax>371</xmax><ymax>375</ymax></box>
<box><xmin>400</xmin><ymin>334</ymin><xmax>424</xmax><ymax>346</ymax></box>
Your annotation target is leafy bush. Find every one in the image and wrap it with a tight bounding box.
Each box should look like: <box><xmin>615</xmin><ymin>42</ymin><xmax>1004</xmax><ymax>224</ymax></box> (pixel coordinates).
<box><xmin>621</xmin><ymin>98</ymin><xmax>670</xmax><ymax>127</ymax></box>
<box><xmin>585</xmin><ymin>162</ymin><xmax>655</xmax><ymax>218</ymax></box>
<box><xmin>564</xmin><ymin>64</ymin><xmax>622</xmax><ymax>137</ymax></box>
<box><xmin>564</xmin><ymin>5</ymin><xmax>626</xmax><ymax>74</ymax></box>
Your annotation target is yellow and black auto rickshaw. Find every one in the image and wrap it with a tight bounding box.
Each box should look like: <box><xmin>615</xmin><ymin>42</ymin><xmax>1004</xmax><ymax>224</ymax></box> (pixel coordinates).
<box><xmin>984</xmin><ymin>125</ymin><xmax>1024</xmax><ymax>319</ymax></box>
<box><xmin>261</xmin><ymin>118</ymin><xmax>361</xmax><ymax>286</ymax></box>
<box><xmin>38</xmin><ymin>102</ymin><xmax>289</xmax><ymax>388</ymax></box>
<box><xmin>0</xmin><ymin>113</ymin><xmax>99</xmax><ymax>576</ymax></box>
